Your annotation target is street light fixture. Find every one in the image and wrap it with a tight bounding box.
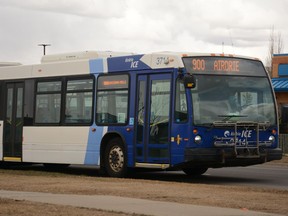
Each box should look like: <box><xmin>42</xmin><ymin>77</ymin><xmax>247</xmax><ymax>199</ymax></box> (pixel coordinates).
<box><xmin>38</xmin><ymin>44</ymin><xmax>51</xmax><ymax>55</ymax></box>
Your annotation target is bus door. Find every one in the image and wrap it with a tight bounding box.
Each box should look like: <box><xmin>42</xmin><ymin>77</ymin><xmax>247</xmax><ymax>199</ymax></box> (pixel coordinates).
<box><xmin>135</xmin><ymin>74</ymin><xmax>171</xmax><ymax>166</ymax></box>
<box><xmin>3</xmin><ymin>82</ymin><xmax>24</xmax><ymax>161</ymax></box>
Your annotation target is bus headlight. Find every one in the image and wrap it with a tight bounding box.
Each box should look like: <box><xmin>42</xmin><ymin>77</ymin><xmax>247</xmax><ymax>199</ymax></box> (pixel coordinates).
<box><xmin>269</xmin><ymin>135</ymin><xmax>275</xmax><ymax>143</ymax></box>
<box><xmin>194</xmin><ymin>135</ymin><xmax>202</xmax><ymax>144</ymax></box>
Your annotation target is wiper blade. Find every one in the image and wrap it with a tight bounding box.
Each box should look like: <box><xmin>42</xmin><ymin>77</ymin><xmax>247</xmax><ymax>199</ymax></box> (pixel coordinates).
<box><xmin>218</xmin><ymin>114</ymin><xmax>248</xmax><ymax>121</ymax></box>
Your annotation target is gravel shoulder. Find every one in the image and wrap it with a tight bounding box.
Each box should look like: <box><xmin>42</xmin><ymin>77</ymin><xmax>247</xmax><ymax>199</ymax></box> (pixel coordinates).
<box><xmin>0</xmin><ymin>156</ymin><xmax>287</xmax><ymax>216</ymax></box>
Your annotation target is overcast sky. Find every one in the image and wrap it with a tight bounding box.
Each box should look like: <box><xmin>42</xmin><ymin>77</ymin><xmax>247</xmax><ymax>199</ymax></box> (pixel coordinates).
<box><xmin>0</xmin><ymin>0</ymin><xmax>287</xmax><ymax>65</ymax></box>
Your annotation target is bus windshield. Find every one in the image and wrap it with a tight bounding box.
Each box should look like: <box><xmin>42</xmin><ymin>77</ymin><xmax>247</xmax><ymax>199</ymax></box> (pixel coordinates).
<box><xmin>190</xmin><ymin>75</ymin><xmax>276</xmax><ymax>125</ymax></box>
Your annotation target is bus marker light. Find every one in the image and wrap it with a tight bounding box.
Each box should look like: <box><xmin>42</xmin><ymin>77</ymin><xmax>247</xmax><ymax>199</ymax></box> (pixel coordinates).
<box><xmin>176</xmin><ymin>134</ymin><xmax>182</xmax><ymax>145</ymax></box>
<box><xmin>193</xmin><ymin>129</ymin><xmax>198</xmax><ymax>134</ymax></box>
<box><xmin>271</xmin><ymin>129</ymin><xmax>277</xmax><ymax>135</ymax></box>
<box><xmin>126</xmin><ymin>128</ymin><xmax>131</xmax><ymax>132</ymax></box>
<box><xmin>91</xmin><ymin>128</ymin><xmax>96</xmax><ymax>132</ymax></box>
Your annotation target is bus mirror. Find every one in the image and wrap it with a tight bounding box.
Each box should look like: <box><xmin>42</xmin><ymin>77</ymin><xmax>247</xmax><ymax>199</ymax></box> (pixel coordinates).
<box><xmin>183</xmin><ymin>74</ymin><xmax>196</xmax><ymax>88</ymax></box>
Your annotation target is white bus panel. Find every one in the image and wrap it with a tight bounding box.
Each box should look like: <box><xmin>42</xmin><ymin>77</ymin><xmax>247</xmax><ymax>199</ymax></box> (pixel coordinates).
<box><xmin>23</xmin><ymin>127</ymin><xmax>91</xmax><ymax>164</ymax></box>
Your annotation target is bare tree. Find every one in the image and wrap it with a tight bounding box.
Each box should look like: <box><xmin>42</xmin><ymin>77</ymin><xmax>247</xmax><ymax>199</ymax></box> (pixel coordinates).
<box><xmin>266</xmin><ymin>26</ymin><xmax>284</xmax><ymax>75</ymax></box>
<box><xmin>277</xmin><ymin>31</ymin><xmax>284</xmax><ymax>54</ymax></box>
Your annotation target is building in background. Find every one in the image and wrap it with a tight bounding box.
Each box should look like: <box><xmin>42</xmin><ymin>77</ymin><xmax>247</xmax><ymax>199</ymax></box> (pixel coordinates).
<box><xmin>271</xmin><ymin>54</ymin><xmax>288</xmax><ymax>154</ymax></box>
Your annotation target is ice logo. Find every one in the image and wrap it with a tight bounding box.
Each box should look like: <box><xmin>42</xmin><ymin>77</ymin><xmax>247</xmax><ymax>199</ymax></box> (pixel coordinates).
<box><xmin>224</xmin><ymin>131</ymin><xmax>230</xmax><ymax>137</ymax></box>
<box><xmin>223</xmin><ymin>130</ymin><xmax>252</xmax><ymax>138</ymax></box>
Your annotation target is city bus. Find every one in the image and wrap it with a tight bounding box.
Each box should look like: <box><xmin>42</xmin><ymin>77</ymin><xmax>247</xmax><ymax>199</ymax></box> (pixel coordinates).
<box><xmin>0</xmin><ymin>51</ymin><xmax>282</xmax><ymax>177</ymax></box>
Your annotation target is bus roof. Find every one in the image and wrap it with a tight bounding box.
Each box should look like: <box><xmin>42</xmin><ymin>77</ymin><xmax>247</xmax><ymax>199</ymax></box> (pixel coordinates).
<box><xmin>0</xmin><ymin>51</ymin><xmax>262</xmax><ymax>80</ymax></box>
<box><xmin>41</xmin><ymin>50</ymin><xmax>135</xmax><ymax>63</ymax></box>
<box><xmin>0</xmin><ymin>62</ymin><xmax>22</xmax><ymax>67</ymax></box>
<box><xmin>41</xmin><ymin>51</ymin><xmax>260</xmax><ymax>64</ymax></box>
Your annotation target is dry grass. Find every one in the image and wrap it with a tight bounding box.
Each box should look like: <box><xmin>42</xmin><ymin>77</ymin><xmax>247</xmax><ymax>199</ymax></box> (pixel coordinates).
<box><xmin>0</xmin><ymin>156</ymin><xmax>287</xmax><ymax>215</ymax></box>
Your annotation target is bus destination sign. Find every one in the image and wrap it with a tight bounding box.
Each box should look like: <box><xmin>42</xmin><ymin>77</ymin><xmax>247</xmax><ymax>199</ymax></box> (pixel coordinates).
<box><xmin>98</xmin><ymin>74</ymin><xmax>129</xmax><ymax>90</ymax></box>
<box><xmin>183</xmin><ymin>57</ymin><xmax>266</xmax><ymax>76</ymax></box>
<box><xmin>191</xmin><ymin>58</ymin><xmax>239</xmax><ymax>72</ymax></box>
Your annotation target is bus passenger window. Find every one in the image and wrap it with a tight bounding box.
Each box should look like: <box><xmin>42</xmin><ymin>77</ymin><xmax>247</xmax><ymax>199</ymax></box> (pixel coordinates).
<box><xmin>96</xmin><ymin>75</ymin><xmax>129</xmax><ymax>125</ymax></box>
<box><xmin>64</xmin><ymin>78</ymin><xmax>93</xmax><ymax>124</ymax></box>
<box><xmin>174</xmin><ymin>78</ymin><xmax>188</xmax><ymax>123</ymax></box>
<box><xmin>35</xmin><ymin>81</ymin><xmax>61</xmax><ymax>124</ymax></box>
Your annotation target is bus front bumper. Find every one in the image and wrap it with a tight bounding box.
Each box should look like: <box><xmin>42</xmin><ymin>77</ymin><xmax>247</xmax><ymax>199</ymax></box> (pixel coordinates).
<box><xmin>184</xmin><ymin>147</ymin><xmax>283</xmax><ymax>167</ymax></box>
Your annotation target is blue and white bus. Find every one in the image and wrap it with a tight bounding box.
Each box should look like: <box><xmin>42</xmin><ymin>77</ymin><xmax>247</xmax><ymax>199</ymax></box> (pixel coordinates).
<box><xmin>0</xmin><ymin>51</ymin><xmax>282</xmax><ymax>177</ymax></box>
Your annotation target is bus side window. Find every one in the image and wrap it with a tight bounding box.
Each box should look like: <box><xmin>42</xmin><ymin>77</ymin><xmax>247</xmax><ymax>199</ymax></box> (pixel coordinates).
<box><xmin>24</xmin><ymin>79</ymin><xmax>35</xmax><ymax>126</ymax></box>
<box><xmin>96</xmin><ymin>74</ymin><xmax>129</xmax><ymax>125</ymax></box>
<box><xmin>35</xmin><ymin>80</ymin><xmax>61</xmax><ymax>124</ymax></box>
<box><xmin>64</xmin><ymin>78</ymin><xmax>93</xmax><ymax>124</ymax></box>
<box><xmin>174</xmin><ymin>78</ymin><xmax>188</xmax><ymax>123</ymax></box>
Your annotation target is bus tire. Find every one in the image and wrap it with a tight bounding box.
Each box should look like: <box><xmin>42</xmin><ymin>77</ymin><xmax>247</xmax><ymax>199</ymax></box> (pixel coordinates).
<box><xmin>182</xmin><ymin>167</ymin><xmax>208</xmax><ymax>176</ymax></box>
<box><xmin>103</xmin><ymin>137</ymin><xmax>127</xmax><ymax>178</ymax></box>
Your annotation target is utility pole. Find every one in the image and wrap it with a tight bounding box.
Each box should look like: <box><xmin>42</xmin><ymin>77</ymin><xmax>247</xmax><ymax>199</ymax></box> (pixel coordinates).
<box><xmin>38</xmin><ymin>44</ymin><xmax>51</xmax><ymax>55</ymax></box>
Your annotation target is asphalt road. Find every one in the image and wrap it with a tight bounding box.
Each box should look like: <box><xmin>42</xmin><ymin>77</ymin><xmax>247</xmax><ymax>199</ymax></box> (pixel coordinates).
<box><xmin>205</xmin><ymin>164</ymin><xmax>288</xmax><ymax>190</ymax></box>
<box><xmin>128</xmin><ymin>164</ymin><xmax>288</xmax><ymax>190</ymax></box>
<box><xmin>2</xmin><ymin>162</ymin><xmax>287</xmax><ymax>190</ymax></box>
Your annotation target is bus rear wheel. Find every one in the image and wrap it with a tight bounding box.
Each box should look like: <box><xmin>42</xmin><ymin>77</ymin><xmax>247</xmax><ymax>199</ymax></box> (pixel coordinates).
<box><xmin>103</xmin><ymin>138</ymin><xmax>127</xmax><ymax>178</ymax></box>
<box><xmin>182</xmin><ymin>167</ymin><xmax>208</xmax><ymax>176</ymax></box>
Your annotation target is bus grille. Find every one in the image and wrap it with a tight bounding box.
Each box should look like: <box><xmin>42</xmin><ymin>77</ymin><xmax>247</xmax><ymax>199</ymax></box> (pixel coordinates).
<box><xmin>213</xmin><ymin>121</ymin><xmax>272</xmax><ymax>158</ymax></box>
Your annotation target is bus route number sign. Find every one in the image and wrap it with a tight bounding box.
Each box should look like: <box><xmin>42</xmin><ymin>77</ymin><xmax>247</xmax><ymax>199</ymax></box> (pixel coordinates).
<box><xmin>192</xmin><ymin>58</ymin><xmax>240</xmax><ymax>72</ymax></box>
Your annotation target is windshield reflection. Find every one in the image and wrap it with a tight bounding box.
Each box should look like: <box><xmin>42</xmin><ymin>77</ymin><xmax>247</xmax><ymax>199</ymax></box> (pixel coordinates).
<box><xmin>191</xmin><ymin>75</ymin><xmax>276</xmax><ymax>125</ymax></box>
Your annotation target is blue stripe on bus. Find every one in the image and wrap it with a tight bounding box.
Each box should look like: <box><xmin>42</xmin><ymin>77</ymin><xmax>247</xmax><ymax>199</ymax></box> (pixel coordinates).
<box><xmin>84</xmin><ymin>59</ymin><xmax>104</xmax><ymax>165</ymax></box>
<box><xmin>89</xmin><ymin>59</ymin><xmax>104</xmax><ymax>73</ymax></box>
<box><xmin>84</xmin><ymin>124</ymin><xmax>103</xmax><ymax>165</ymax></box>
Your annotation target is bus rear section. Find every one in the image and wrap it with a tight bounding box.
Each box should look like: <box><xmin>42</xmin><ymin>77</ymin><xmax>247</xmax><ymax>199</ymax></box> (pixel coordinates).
<box><xmin>177</xmin><ymin>55</ymin><xmax>282</xmax><ymax>174</ymax></box>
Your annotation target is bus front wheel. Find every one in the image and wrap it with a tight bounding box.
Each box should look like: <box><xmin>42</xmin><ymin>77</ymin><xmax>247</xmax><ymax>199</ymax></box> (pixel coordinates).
<box><xmin>103</xmin><ymin>137</ymin><xmax>127</xmax><ymax>178</ymax></box>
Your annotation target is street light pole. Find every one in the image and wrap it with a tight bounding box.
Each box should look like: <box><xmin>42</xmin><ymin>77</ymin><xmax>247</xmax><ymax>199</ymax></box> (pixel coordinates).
<box><xmin>38</xmin><ymin>44</ymin><xmax>51</xmax><ymax>55</ymax></box>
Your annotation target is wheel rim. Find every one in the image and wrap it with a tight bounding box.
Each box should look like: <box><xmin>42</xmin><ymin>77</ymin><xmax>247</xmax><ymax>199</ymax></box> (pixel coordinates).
<box><xmin>108</xmin><ymin>145</ymin><xmax>124</xmax><ymax>173</ymax></box>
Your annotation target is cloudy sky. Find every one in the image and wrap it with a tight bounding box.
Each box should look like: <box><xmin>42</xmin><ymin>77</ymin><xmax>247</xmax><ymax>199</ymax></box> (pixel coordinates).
<box><xmin>0</xmin><ymin>0</ymin><xmax>287</xmax><ymax>65</ymax></box>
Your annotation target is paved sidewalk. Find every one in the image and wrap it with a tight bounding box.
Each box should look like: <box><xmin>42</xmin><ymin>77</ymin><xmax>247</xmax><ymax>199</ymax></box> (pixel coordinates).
<box><xmin>0</xmin><ymin>190</ymin><xmax>283</xmax><ymax>216</ymax></box>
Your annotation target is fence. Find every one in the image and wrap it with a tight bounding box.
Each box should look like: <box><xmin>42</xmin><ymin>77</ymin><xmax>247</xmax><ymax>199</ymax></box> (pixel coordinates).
<box><xmin>279</xmin><ymin>134</ymin><xmax>288</xmax><ymax>155</ymax></box>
